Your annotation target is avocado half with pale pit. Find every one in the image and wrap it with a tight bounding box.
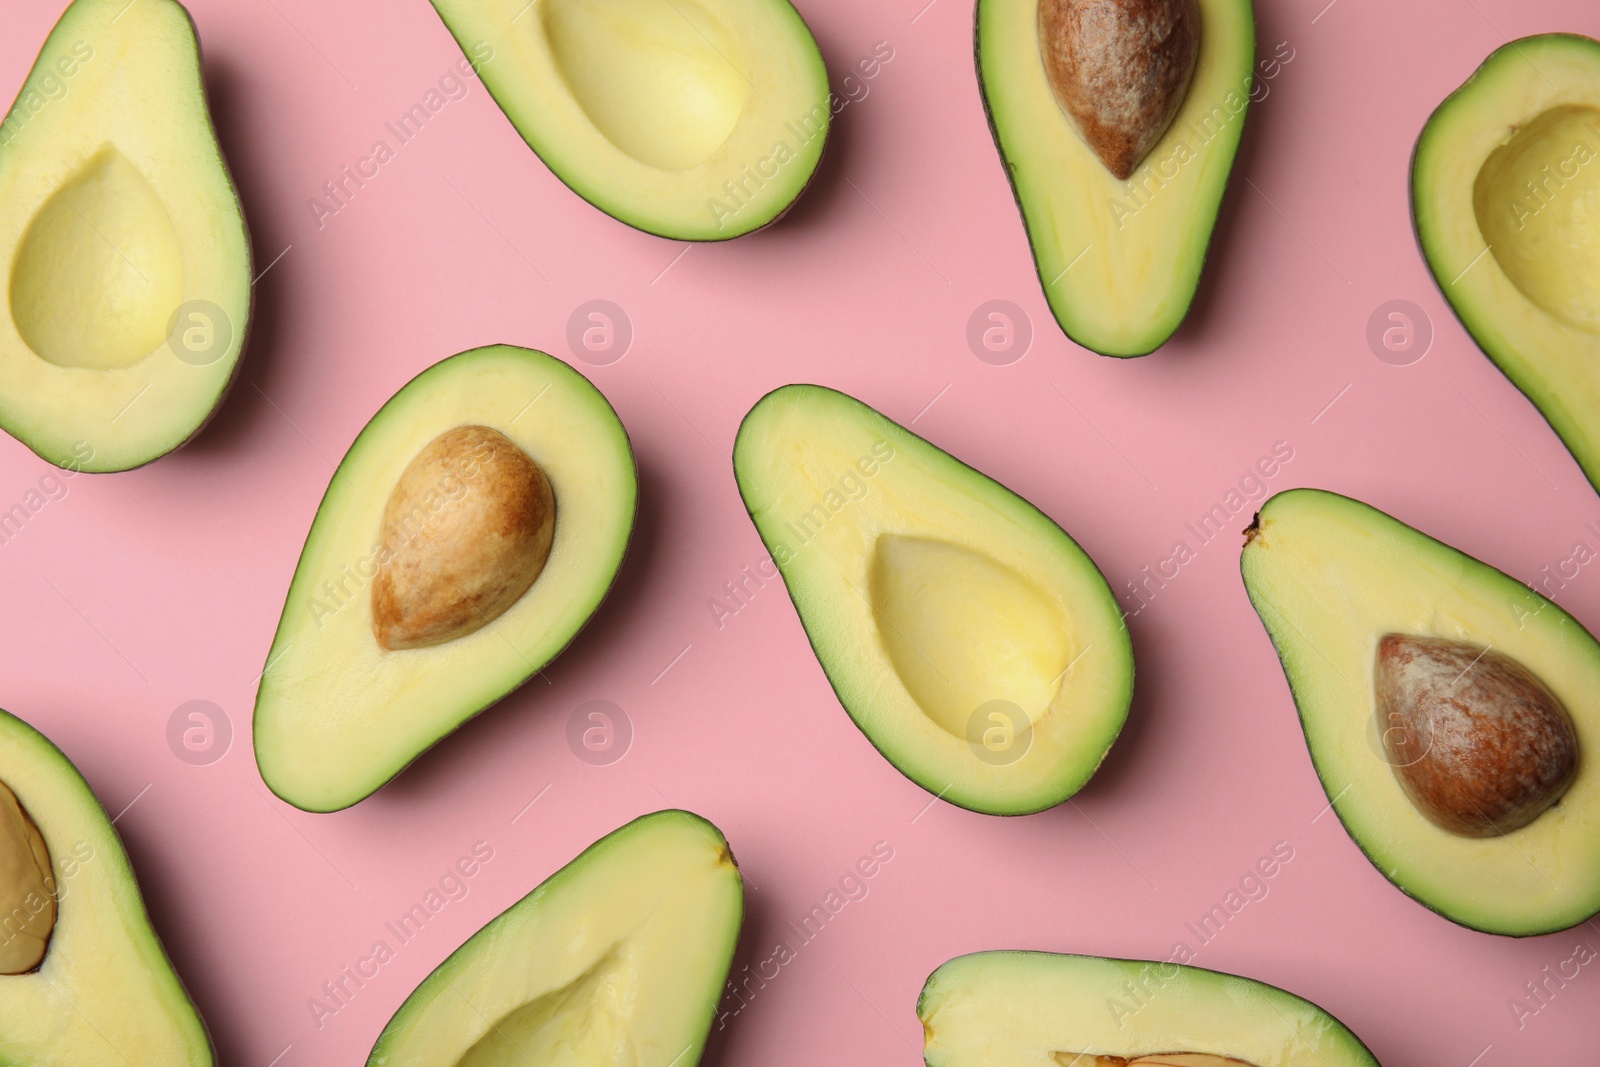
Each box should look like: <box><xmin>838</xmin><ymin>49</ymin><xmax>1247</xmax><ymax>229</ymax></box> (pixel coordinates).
<box><xmin>0</xmin><ymin>0</ymin><xmax>251</xmax><ymax>471</ymax></box>
<box><xmin>733</xmin><ymin>385</ymin><xmax>1133</xmax><ymax>816</ymax></box>
<box><xmin>367</xmin><ymin>810</ymin><xmax>742</xmax><ymax>1066</ymax></box>
<box><xmin>919</xmin><ymin>951</ymin><xmax>1380</xmax><ymax>1067</ymax></box>
<box><xmin>1241</xmin><ymin>488</ymin><xmax>1600</xmax><ymax>935</ymax></box>
<box><xmin>427</xmin><ymin>0</ymin><xmax>830</xmax><ymax>240</ymax></box>
<box><xmin>0</xmin><ymin>707</ymin><xmax>214</xmax><ymax>1064</ymax></box>
<box><xmin>977</xmin><ymin>0</ymin><xmax>1255</xmax><ymax>355</ymax></box>
<box><xmin>253</xmin><ymin>345</ymin><xmax>637</xmax><ymax>812</ymax></box>
<box><xmin>1413</xmin><ymin>34</ymin><xmax>1600</xmax><ymax>496</ymax></box>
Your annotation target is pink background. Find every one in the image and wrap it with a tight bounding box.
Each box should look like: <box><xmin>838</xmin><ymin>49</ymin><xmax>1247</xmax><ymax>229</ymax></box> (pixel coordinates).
<box><xmin>3</xmin><ymin>0</ymin><xmax>1598</xmax><ymax>1062</ymax></box>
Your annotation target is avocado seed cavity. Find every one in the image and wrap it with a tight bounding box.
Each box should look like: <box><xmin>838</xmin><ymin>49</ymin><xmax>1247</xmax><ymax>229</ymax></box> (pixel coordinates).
<box><xmin>372</xmin><ymin>425</ymin><xmax>555</xmax><ymax>651</ymax></box>
<box><xmin>1055</xmin><ymin>1054</ymin><xmax>1260</xmax><ymax>1066</ymax></box>
<box><xmin>1038</xmin><ymin>0</ymin><xmax>1201</xmax><ymax>180</ymax></box>
<box><xmin>0</xmin><ymin>780</ymin><xmax>55</xmax><ymax>974</ymax></box>
<box><xmin>1374</xmin><ymin>633</ymin><xmax>1578</xmax><ymax>837</ymax></box>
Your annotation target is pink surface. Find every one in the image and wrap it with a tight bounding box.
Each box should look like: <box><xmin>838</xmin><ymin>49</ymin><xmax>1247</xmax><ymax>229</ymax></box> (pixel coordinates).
<box><xmin>2</xmin><ymin>0</ymin><xmax>1598</xmax><ymax>1062</ymax></box>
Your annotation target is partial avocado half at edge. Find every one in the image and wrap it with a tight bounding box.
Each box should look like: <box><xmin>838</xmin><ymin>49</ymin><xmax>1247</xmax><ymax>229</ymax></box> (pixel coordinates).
<box><xmin>1241</xmin><ymin>488</ymin><xmax>1600</xmax><ymax>936</ymax></box>
<box><xmin>428</xmin><ymin>0</ymin><xmax>830</xmax><ymax>241</ymax></box>
<box><xmin>0</xmin><ymin>707</ymin><xmax>214</xmax><ymax>1065</ymax></box>
<box><xmin>733</xmin><ymin>384</ymin><xmax>1133</xmax><ymax>816</ymax></box>
<box><xmin>254</xmin><ymin>345</ymin><xmax>638</xmax><ymax>812</ymax></box>
<box><xmin>1413</xmin><ymin>33</ymin><xmax>1600</xmax><ymax>496</ymax></box>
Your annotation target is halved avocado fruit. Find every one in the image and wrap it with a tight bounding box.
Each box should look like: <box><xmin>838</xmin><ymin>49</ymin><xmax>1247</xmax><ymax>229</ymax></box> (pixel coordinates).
<box><xmin>732</xmin><ymin>385</ymin><xmax>1133</xmax><ymax>816</ymax></box>
<box><xmin>1241</xmin><ymin>488</ymin><xmax>1600</xmax><ymax>935</ymax></box>
<box><xmin>0</xmin><ymin>707</ymin><xmax>213</xmax><ymax>1064</ymax></box>
<box><xmin>919</xmin><ymin>951</ymin><xmax>1379</xmax><ymax>1067</ymax></box>
<box><xmin>254</xmin><ymin>345</ymin><xmax>637</xmax><ymax>812</ymax></box>
<box><xmin>366</xmin><ymin>810</ymin><xmax>742</xmax><ymax>1066</ymax></box>
<box><xmin>1413</xmin><ymin>33</ymin><xmax>1600</xmax><ymax>494</ymax></box>
<box><xmin>0</xmin><ymin>0</ymin><xmax>251</xmax><ymax>471</ymax></box>
<box><xmin>977</xmin><ymin>0</ymin><xmax>1255</xmax><ymax>356</ymax></box>
<box><xmin>428</xmin><ymin>0</ymin><xmax>829</xmax><ymax>241</ymax></box>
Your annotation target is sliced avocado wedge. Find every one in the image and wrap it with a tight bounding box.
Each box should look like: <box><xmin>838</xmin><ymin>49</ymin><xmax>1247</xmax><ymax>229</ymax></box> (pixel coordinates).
<box><xmin>0</xmin><ymin>707</ymin><xmax>213</xmax><ymax>1064</ymax></box>
<box><xmin>976</xmin><ymin>0</ymin><xmax>1255</xmax><ymax>356</ymax></box>
<box><xmin>919</xmin><ymin>951</ymin><xmax>1379</xmax><ymax>1067</ymax></box>
<box><xmin>733</xmin><ymin>385</ymin><xmax>1133</xmax><ymax>816</ymax></box>
<box><xmin>254</xmin><ymin>345</ymin><xmax>637</xmax><ymax>812</ymax></box>
<box><xmin>0</xmin><ymin>0</ymin><xmax>251</xmax><ymax>471</ymax></box>
<box><xmin>1241</xmin><ymin>488</ymin><xmax>1600</xmax><ymax>935</ymax></box>
<box><xmin>1413</xmin><ymin>33</ymin><xmax>1600</xmax><ymax>495</ymax></box>
<box><xmin>428</xmin><ymin>0</ymin><xmax>829</xmax><ymax>240</ymax></box>
<box><xmin>367</xmin><ymin>810</ymin><xmax>743</xmax><ymax>1066</ymax></box>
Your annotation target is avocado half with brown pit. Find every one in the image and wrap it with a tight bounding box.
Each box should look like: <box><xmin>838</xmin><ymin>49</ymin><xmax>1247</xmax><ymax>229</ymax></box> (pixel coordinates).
<box><xmin>1241</xmin><ymin>488</ymin><xmax>1600</xmax><ymax>935</ymax></box>
<box><xmin>253</xmin><ymin>345</ymin><xmax>637</xmax><ymax>812</ymax></box>
<box><xmin>0</xmin><ymin>707</ymin><xmax>213</xmax><ymax>1064</ymax></box>
<box><xmin>0</xmin><ymin>0</ymin><xmax>251</xmax><ymax>471</ymax></box>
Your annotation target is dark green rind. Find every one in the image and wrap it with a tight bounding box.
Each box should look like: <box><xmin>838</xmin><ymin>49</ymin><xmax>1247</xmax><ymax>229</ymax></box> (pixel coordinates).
<box><xmin>732</xmin><ymin>383</ymin><xmax>1134</xmax><ymax>817</ymax></box>
<box><xmin>253</xmin><ymin>345</ymin><xmax>638</xmax><ymax>812</ymax></box>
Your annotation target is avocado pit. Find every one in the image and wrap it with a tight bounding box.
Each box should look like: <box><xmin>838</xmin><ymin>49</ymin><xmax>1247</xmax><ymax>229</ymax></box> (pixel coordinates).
<box><xmin>1037</xmin><ymin>0</ymin><xmax>1201</xmax><ymax>180</ymax></box>
<box><xmin>1374</xmin><ymin>633</ymin><xmax>1578</xmax><ymax>837</ymax></box>
<box><xmin>0</xmin><ymin>780</ymin><xmax>55</xmax><ymax>974</ymax></box>
<box><xmin>372</xmin><ymin>425</ymin><xmax>555</xmax><ymax>651</ymax></box>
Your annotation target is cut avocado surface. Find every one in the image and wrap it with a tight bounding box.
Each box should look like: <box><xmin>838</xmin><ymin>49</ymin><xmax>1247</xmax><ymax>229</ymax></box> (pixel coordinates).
<box><xmin>919</xmin><ymin>951</ymin><xmax>1379</xmax><ymax>1067</ymax></box>
<box><xmin>1413</xmin><ymin>33</ymin><xmax>1600</xmax><ymax>495</ymax></box>
<box><xmin>977</xmin><ymin>0</ymin><xmax>1255</xmax><ymax>356</ymax></box>
<box><xmin>254</xmin><ymin>345</ymin><xmax>637</xmax><ymax>812</ymax></box>
<box><xmin>428</xmin><ymin>0</ymin><xmax>830</xmax><ymax>240</ymax></box>
<box><xmin>0</xmin><ymin>707</ymin><xmax>213</xmax><ymax>1064</ymax></box>
<box><xmin>1241</xmin><ymin>488</ymin><xmax>1600</xmax><ymax>935</ymax></box>
<box><xmin>367</xmin><ymin>810</ymin><xmax>742</xmax><ymax>1067</ymax></box>
<box><xmin>0</xmin><ymin>0</ymin><xmax>251</xmax><ymax>471</ymax></box>
<box><xmin>733</xmin><ymin>385</ymin><xmax>1133</xmax><ymax>816</ymax></box>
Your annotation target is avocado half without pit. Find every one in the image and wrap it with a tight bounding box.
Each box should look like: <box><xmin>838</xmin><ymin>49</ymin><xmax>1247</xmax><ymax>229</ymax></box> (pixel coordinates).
<box><xmin>0</xmin><ymin>0</ymin><xmax>251</xmax><ymax>471</ymax></box>
<box><xmin>1241</xmin><ymin>488</ymin><xmax>1600</xmax><ymax>935</ymax></box>
<box><xmin>0</xmin><ymin>707</ymin><xmax>214</xmax><ymax>1064</ymax></box>
<box><xmin>919</xmin><ymin>951</ymin><xmax>1380</xmax><ymax>1067</ymax></box>
<box><xmin>428</xmin><ymin>0</ymin><xmax>830</xmax><ymax>241</ymax></box>
<box><xmin>367</xmin><ymin>810</ymin><xmax>742</xmax><ymax>1066</ymax></box>
<box><xmin>253</xmin><ymin>345</ymin><xmax>638</xmax><ymax>812</ymax></box>
<box><xmin>733</xmin><ymin>385</ymin><xmax>1133</xmax><ymax>816</ymax></box>
<box><xmin>1413</xmin><ymin>34</ymin><xmax>1600</xmax><ymax>496</ymax></box>
<box><xmin>977</xmin><ymin>0</ymin><xmax>1255</xmax><ymax>356</ymax></box>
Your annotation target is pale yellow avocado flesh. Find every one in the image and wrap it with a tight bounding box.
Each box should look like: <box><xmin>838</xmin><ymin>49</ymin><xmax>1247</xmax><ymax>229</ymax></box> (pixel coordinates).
<box><xmin>428</xmin><ymin>0</ymin><xmax>829</xmax><ymax>239</ymax></box>
<box><xmin>1241</xmin><ymin>489</ymin><xmax>1600</xmax><ymax>935</ymax></box>
<box><xmin>734</xmin><ymin>386</ymin><xmax>1132</xmax><ymax>815</ymax></box>
<box><xmin>367</xmin><ymin>811</ymin><xmax>742</xmax><ymax>1067</ymax></box>
<box><xmin>919</xmin><ymin>952</ymin><xmax>1378</xmax><ymax>1067</ymax></box>
<box><xmin>0</xmin><ymin>0</ymin><xmax>250</xmax><ymax>471</ymax></box>
<box><xmin>977</xmin><ymin>0</ymin><xmax>1256</xmax><ymax>355</ymax></box>
<box><xmin>1413</xmin><ymin>34</ymin><xmax>1600</xmax><ymax>494</ymax></box>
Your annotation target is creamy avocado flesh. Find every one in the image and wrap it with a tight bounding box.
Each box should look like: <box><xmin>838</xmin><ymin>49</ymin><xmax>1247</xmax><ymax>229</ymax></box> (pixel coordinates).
<box><xmin>733</xmin><ymin>385</ymin><xmax>1132</xmax><ymax>816</ymax></box>
<box><xmin>1242</xmin><ymin>489</ymin><xmax>1600</xmax><ymax>935</ymax></box>
<box><xmin>0</xmin><ymin>0</ymin><xmax>251</xmax><ymax>471</ymax></box>
<box><xmin>977</xmin><ymin>0</ymin><xmax>1255</xmax><ymax>356</ymax></box>
<box><xmin>919</xmin><ymin>952</ymin><xmax>1379</xmax><ymax>1067</ymax></box>
<box><xmin>428</xmin><ymin>0</ymin><xmax>830</xmax><ymax>240</ymax></box>
<box><xmin>1414</xmin><ymin>34</ymin><xmax>1600</xmax><ymax>495</ymax></box>
<box><xmin>0</xmin><ymin>707</ymin><xmax>213</xmax><ymax>1064</ymax></box>
<box><xmin>367</xmin><ymin>811</ymin><xmax>742</xmax><ymax>1067</ymax></box>
<box><xmin>254</xmin><ymin>346</ymin><xmax>637</xmax><ymax>812</ymax></box>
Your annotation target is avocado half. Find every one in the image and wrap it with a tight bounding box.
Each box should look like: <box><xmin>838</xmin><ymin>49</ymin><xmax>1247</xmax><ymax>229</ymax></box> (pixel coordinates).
<box><xmin>253</xmin><ymin>345</ymin><xmax>638</xmax><ymax>812</ymax></box>
<box><xmin>733</xmin><ymin>385</ymin><xmax>1133</xmax><ymax>816</ymax></box>
<box><xmin>0</xmin><ymin>0</ymin><xmax>251</xmax><ymax>471</ymax></box>
<box><xmin>1413</xmin><ymin>34</ymin><xmax>1600</xmax><ymax>495</ymax></box>
<box><xmin>976</xmin><ymin>0</ymin><xmax>1256</xmax><ymax>356</ymax></box>
<box><xmin>367</xmin><ymin>810</ymin><xmax>742</xmax><ymax>1066</ymax></box>
<box><xmin>0</xmin><ymin>707</ymin><xmax>213</xmax><ymax>1064</ymax></box>
<box><xmin>428</xmin><ymin>0</ymin><xmax>830</xmax><ymax>241</ymax></box>
<box><xmin>1241</xmin><ymin>488</ymin><xmax>1600</xmax><ymax>936</ymax></box>
<box><xmin>919</xmin><ymin>951</ymin><xmax>1380</xmax><ymax>1066</ymax></box>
